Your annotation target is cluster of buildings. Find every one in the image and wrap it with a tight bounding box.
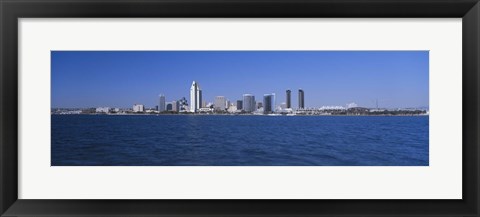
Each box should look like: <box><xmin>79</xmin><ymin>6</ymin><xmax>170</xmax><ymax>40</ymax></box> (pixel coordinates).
<box><xmin>156</xmin><ymin>81</ymin><xmax>307</xmax><ymax>114</ymax></box>
<box><xmin>127</xmin><ymin>80</ymin><xmax>425</xmax><ymax>115</ymax></box>
<box><xmin>121</xmin><ymin>80</ymin><xmax>305</xmax><ymax>115</ymax></box>
<box><xmin>51</xmin><ymin>80</ymin><xmax>428</xmax><ymax>116</ymax></box>
<box><xmin>152</xmin><ymin>95</ymin><xmax>189</xmax><ymax>113</ymax></box>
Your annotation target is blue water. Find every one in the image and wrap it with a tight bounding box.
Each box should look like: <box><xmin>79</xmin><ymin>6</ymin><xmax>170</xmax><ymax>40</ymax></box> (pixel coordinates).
<box><xmin>51</xmin><ymin>115</ymin><xmax>429</xmax><ymax>166</ymax></box>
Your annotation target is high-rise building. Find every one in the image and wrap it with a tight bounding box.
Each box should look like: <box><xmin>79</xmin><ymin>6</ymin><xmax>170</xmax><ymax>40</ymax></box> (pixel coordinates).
<box><xmin>298</xmin><ymin>89</ymin><xmax>305</xmax><ymax>109</ymax></box>
<box><xmin>172</xmin><ymin>101</ymin><xmax>179</xmax><ymax>112</ymax></box>
<box><xmin>199</xmin><ymin>90</ymin><xmax>202</xmax><ymax>109</ymax></box>
<box><xmin>166</xmin><ymin>102</ymin><xmax>173</xmax><ymax>111</ymax></box>
<box><xmin>263</xmin><ymin>94</ymin><xmax>275</xmax><ymax>114</ymax></box>
<box><xmin>190</xmin><ymin>81</ymin><xmax>202</xmax><ymax>112</ymax></box>
<box><xmin>236</xmin><ymin>100</ymin><xmax>243</xmax><ymax>110</ymax></box>
<box><xmin>286</xmin><ymin>89</ymin><xmax>291</xmax><ymax>108</ymax></box>
<box><xmin>273</xmin><ymin>93</ymin><xmax>276</xmax><ymax>110</ymax></box>
<box><xmin>179</xmin><ymin>97</ymin><xmax>188</xmax><ymax>112</ymax></box>
<box><xmin>243</xmin><ymin>94</ymin><xmax>255</xmax><ymax>112</ymax></box>
<box><xmin>214</xmin><ymin>96</ymin><xmax>226</xmax><ymax>111</ymax></box>
<box><xmin>159</xmin><ymin>94</ymin><xmax>166</xmax><ymax>112</ymax></box>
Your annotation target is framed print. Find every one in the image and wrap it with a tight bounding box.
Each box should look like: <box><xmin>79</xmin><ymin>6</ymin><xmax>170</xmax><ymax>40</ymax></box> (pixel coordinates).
<box><xmin>1</xmin><ymin>0</ymin><xmax>479</xmax><ymax>216</ymax></box>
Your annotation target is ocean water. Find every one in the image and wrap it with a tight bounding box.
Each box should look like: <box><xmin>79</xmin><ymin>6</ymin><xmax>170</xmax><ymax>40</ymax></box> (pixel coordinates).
<box><xmin>51</xmin><ymin>115</ymin><xmax>429</xmax><ymax>166</ymax></box>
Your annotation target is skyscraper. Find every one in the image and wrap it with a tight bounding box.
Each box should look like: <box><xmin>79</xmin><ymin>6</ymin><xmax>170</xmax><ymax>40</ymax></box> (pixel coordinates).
<box><xmin>298</xmin><ymin>89</ymin><xmax>305</xmax><ymax>109</ymax></box>
<box><xmin>172</xmin><ymin>101</ymin><xmax>179</xmax><ymax>112</ymax></box>
<box><xmin>159</xmin><ymin>94</ymin><xmax>166</xmax><ymax>112</ymax></box>
<box><xmin>166</xmin><ymin>102</ymin><xmax>173</xmax><ymax>111</ymax></box>
<box><xmin>263</xmin><ymin>94</ymin><xmax>274</xmax><ymax>114</ymax></box>
<box><xmin>236</xmin><ymin>100</ymin><xmax>243</xmax><ymax>110</ymax></box>
<box><xmin>179</xmin><ymin>97</ymin><xmax>188</xmax><ymax>112</ymax></box>
<box><xmin>286</xmin><ymin>89</ymin><xmax>291</xmax><ymax>108</ymax></box>
<box><xmin>190</xmin><ymin>81</ymin><xmax>202</xmax><ymax>112</ymax></box>
<box><xmin>214</xmin><ymin>96</ymin><xmax>226</xmax><ymax>111</ymax></box>
<box><xmin>243</xmin><ymin>94</ymin><xmax>255</xmax><ymax>112</ymax></box>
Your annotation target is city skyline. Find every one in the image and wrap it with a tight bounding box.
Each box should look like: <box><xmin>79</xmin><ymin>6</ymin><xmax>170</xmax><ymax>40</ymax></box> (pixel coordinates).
<box><xmin>51</xmin><ymin>51</ymin><xmax>429</xmax><ymax>109</ymax></box>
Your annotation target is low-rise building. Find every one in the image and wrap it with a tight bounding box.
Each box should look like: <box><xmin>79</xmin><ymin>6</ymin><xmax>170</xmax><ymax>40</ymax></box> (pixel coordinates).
<box><xmin>227</xmin><ymin>105</ymin><xmax>237</xmax><ymax>113</ymax></box>
<box><xmin>133</xmin><ymin>104</ymin><xmax>145</xmax><ymax>113</ymax></box>
<box><xmin>95</xmin><ymin>107</ymin><xmax>110</xmax><ymax>113</ymax></box>
<box><xmin>198</xmin><ymin>107</ymin><xmax>213</xmax><ymax>113</ymax></box>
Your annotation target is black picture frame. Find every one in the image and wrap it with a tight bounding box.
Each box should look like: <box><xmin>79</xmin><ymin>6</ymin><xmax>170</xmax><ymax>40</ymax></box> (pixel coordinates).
<box><xmin>1</xmin><ymin>0</ymin><xmax>479</xmax><ymax>216</ymax></box>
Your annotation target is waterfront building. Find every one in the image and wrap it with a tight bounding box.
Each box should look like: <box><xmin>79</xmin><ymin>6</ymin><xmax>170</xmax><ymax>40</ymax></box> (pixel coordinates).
<box><xmin>133</xmin><ymin>104</ymin><xmax>144</xmax><ymax>113</ymax></box>
<box><xmin>159</xmin><ymin>94</ymin><xmax>166</xmax><ymax>112</ymax></box>
<box><xmin>320</xmin><ymin>105</ymin><xmax>346</xmax><ymax>110</ymax></box>
<box><xmin>253</xmin><ymin>107</ymin><xmax>264</xmax><ymax>115</ymax></box>
<box><xmin>298</xmin><ymin>89</ymin><xmax>305</xmax><ymax>109</ymax></box>
<box><xmin>286</xmin><ymin>89</ymin><xmax>291</xmax><ymax>108</ymax></box>
<box><xmin>179</xmin><ymin>97</ymin><xmax>189</xmax><ymax>112</ymax></box>
<box><xmin>263</xmin><ymin>94</ymin><xmax>275</xmax><ymax>114</ymax></box>
<box><xmin>201</xmin><ymin>101</ymin><xmax>207</xmax><ymax>108</ymax></box>
<box><xmin>190</xmin><ymin>81</ymin><xmax>202</xmax><ymax>112</ymax></box>
<box><xmin>243</xmin><ymin>94</ymin><xmax>255</xmax><ymax>112</ymax></box>
<box><xmin>225</xmin><ymin>100</ymin><xmax>230</xmax><ymax>109</ymax></box>
<box><xmin>276</xmin><ymin>105</ymin><xmax>283</xmax><ymax>111</ymax></box>
<box><xmin>227</xmin><ymin>104</ymin><xmax>237</xmax><ymax>113</ymax></box>
<box><xmin>236</xmin><ymin>100</ymin><xmax>243</xmax><ymax>110</ymax></box>
<box><xmin>146</xmin><ymin>108</ymin><xmax>157</xmax><ymax>113</ymax></box>
<box><xmin>198</xmin><ymin>107</ymin><xmax>213</xmax><ymax>112</ymax></box>
<box><xmin>172</xmin><ymin>101</ymin><xmax>179</xmax><ymax>112</ymax></box>
<box><xmin>214</xmin><ymin>96</ymin><xmax>226</xmax><ymax>111</ymax></box>
<box><xmin>257</xmin><ymin>102</ymin><xmax>263</xmax><ymax>109</ymax></box>
<box><xmin>280</xmin><ymin>102</ymin><xmax>287</xmax><ymax>110</ymax></box>
<box><xmin>273</xmin><ymin>93</ymin><xmax>276</xmax><ymax>111</ymax></box>
<box><xmin>166</xmin><ymin>102</ymin><xmax>173</xmax><ymax>111</ymax></box>
<box><xmin>95</xmin><ymin>107</ymin><xmax>110</xmax><ymax>113</ymax></box>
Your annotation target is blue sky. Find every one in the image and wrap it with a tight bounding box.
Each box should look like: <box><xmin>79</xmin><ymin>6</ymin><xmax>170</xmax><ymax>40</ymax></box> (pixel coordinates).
<box><xmin>51</xmin><ymin>51</ymin><xmax>428</xmax><ymax>109</ymax></box>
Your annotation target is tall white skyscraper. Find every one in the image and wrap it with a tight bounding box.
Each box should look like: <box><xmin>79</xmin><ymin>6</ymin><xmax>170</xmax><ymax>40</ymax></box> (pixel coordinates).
<box><xmin>159</xmin><ymin>94</ymin><xmax>166</xmax><ymax>112</ymax></box>
<box><xmin>190</xmin><ymin>81</ymin><xmax>202</xmax><ymax>112</ymax></box>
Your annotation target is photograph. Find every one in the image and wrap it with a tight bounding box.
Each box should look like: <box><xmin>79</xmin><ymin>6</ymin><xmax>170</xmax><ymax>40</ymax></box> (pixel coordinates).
<box><xmin>3</xmin><ymin>0</ymin><xmax>477</xmax><ymax>215</ymax></box>
<box><xmin>51</xmin><ymin>50</ymin><xmax>429</xmax><ymax>166</ymax></box>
